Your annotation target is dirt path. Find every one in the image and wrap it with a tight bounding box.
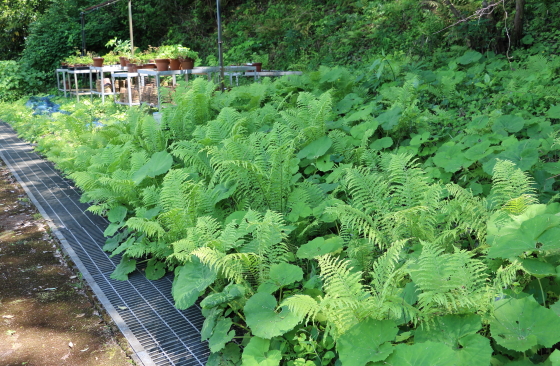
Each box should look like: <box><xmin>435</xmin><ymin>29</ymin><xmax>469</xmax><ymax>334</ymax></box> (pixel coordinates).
<box><xmin>0</xmin><ymin>158</ymin><xmax>134</xmax><ymax>366</ymax></box>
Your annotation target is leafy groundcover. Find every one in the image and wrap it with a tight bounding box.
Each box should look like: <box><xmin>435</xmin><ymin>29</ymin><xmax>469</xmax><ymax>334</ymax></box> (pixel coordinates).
<box><xmin>2</xmin><ymin>47</ymin><xmax>560</xmax><ymax>365</ymax></box>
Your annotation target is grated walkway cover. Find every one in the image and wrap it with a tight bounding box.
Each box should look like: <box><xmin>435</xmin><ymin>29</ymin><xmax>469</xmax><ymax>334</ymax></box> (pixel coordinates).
<box><xmin>0</xmin><ymin>122</ymin><xmax>210</xmax><ymax>366</ymax></box>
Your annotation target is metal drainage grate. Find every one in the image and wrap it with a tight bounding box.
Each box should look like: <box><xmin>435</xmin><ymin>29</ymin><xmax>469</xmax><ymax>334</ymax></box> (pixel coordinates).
<box><xmin>0</xmin><ymin>122</ymin><xmax>210</xmax><ymax>366</ymax></box>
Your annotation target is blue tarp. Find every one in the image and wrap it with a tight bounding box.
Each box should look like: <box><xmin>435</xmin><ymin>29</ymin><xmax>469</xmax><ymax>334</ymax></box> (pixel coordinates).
<box><xmin>25</xmin><ymin>96</ymin><xmax>70</xmax><ymax>116</ymax></box>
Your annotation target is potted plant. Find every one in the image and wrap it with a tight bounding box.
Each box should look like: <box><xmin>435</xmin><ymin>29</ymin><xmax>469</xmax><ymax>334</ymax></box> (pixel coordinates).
<box><xmin>126</xmin><ymin>57</ymin><xmax>141</xmax><ymax>73</ymax></box>
<box><xmin>177</xmin><ymin>46</ymin><xmax>199</xmax><ymax>70</ymax></box>
<box><xmin>138</xmin><ymin>47</ymin><xmax>157</xmax><ymax>69</ymax></box>
<box><xmin>92</xmin><ymin>52</ymin><xmax>104</xmax><ymax>67</ymax></box>
<box><xmin>106</xmin><ymin>38</ymin><xmax>133</xmax><ymax>67</ymax></box>
<box><xmin>248</xmin><ymin>53</ymin><xmax>268</xmax><ymax>72</ymax></box>
<box><xmin>102</xmin><ymin>52</ymin><xmax>120</xmax><ymax>66</ymax></box>
<box><xmin>155</xmin><ymin>45</ymin><xmax>175</xmax><ymax>71</ymax></box>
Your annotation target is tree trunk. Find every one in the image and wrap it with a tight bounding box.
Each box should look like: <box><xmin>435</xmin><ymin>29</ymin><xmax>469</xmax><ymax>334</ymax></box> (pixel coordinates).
<box><xmin>442</xmin><ymin>0</ymin><xmax>465</xmax><ymax>21</ymax></box>
<box><xmin>513</xmin><ymin>0</ymin><xmax>525</xmax><ymax>45</ymax></box>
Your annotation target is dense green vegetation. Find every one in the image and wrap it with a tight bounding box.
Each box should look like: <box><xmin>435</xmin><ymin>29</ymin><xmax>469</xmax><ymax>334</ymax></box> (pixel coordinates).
<box><xmin>3</xmin><ymin>39</ymin><xmax>560</xmax><ymax>364</ymax></box>
<box><xmin>1</xmin><ymin>0</ymin><xmax>560</xmax><ymax>99</ymax></box>
<box><xmin>1</xmin><ymin>0</ymin><xmax>560</xmax><ymax>364</ymax></box>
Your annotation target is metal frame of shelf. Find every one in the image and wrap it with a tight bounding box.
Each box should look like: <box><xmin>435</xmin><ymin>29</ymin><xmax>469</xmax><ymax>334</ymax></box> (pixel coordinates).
<box><xmin>89</xmin><ymin>66</ymin><xmax>128</xmax><ymax>103</ymax></box>
<box><xmin>66</xmin><ymin>68</ymin><xmax>96</xmax><ymax>102</ymax></box>
<box><xmin>55</xmin><ymin>68</ymin><xmax>69</xmax><ymax>97</ymax></box>
<box><xmin>54</xmin><ymin>66</ymin><xmax>301</xmax><ymax>108</ymax></box>
<box><xmin>111</xmin><ymin>72</ymin><xmax>146</xmax><ymax>106</ymax></box>
<box><xmin>138</xmin><ymin>66</ymin><xmax>257</xmax><ymax>110</ymax></box>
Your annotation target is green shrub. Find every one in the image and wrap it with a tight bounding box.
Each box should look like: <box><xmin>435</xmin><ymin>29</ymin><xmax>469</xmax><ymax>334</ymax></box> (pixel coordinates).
<box><xmin>0</xmin><ymin>61</ymin><xmax>46</xmax><ymax>101</ymax></box>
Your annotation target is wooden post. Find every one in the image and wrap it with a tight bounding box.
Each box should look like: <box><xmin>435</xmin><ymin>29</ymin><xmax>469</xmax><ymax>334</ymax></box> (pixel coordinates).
<box><xmin>129</xmin><ymin>0</ymin><xmax>134</xmax><ymax>56</ymax></box>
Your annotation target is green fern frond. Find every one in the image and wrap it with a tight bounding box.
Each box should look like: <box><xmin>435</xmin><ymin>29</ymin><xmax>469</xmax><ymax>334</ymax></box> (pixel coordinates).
<box><xmin>490</xmin><ymin>159</ymin><xmax>538</xmax><ymax>212</ymax></box>
<box><xmin>409</xmin><ymin>242</ymin><xmax>489</xmax><ymax>317</ymax></box>
<box><xmin>280</xmin><ymin>294</ymin><xmax>321</xmax><ymax>324</ymax></box>
<box><xmin>125</xmin><ymin>217</ymin><xmax>165</xmax><ymax>238</ymax></box>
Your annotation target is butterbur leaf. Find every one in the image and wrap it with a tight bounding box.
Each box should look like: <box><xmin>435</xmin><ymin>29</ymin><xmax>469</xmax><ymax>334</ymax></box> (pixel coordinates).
<box><xmin>457</xmin><ymin>50</ymin><xmax>482</xmax><ymax>65</ymax></box>
<box><xmin>377</xmin><ymin>106</ymin><xmax>402</xmax><ymax>131</ymax></box>
<box><xmin>316</xmin><ymin>155</ymin><xmax>334</xmax><ymax>172</ymax></box>
<box><xmin>336</xmin><ymin>319</ymin><xmax>398</xmax><ymax>366</ymax></box>
<box><xmin>490</xmin><ymin>296</ymin><xmax>560</xmax><ymax>352</ymax></box>
<box><xmin>346</xmin><ymin>104</ymin><xmax>375</xmax><ymax>123</ymax></box>
<box><xmin>488</xmin><ymin>213</ymin><xmax>560</xmax><ymax>258</ymax></box>
<box><xmin>104</xmin><ymin>222</ymin><xmax>122</xmax><ymax>237</ymax></box>
<box><xmin>463</xmin><ymin>140</ymin><xmax>492</xmax><ymax>161</ymax></box>
<box><xmin>207</xmin><ymin>343</ymin><xmax>241</xmax><ymax>366</ymax></box>
<box><xmin>200</xmin><ymin>284</ymin><xmax>245</xmax><ymax>309</ymax></box>
<box><xmin>483</xmin><ymin>139</ymin><xmax>540</xmax><ymax>174</ymax></box>
<box><xmin>145</xmin><ymin>258</ymin><xmax>166</xmax><ymax>280</ymax></box>
<box><xmin>296</xmin><ymin>236</ymin><xmax>344</xmax><ymax>259</ymax></box>
<box><xmin>547</xmin><ymin>105</ymin><xmax>560</xmax><ymax>119</ymax></box>
<box><xmin>382</xmin><ymin>342</ymin><xmax>455</xmax><ymax>365</ymax></box>
<box><xmin>550</xmin><ymin>300</ymin><xmax>560</xmax><ymax>317</ymax></box>
<box><xmin>132</xmin><ymin>151</ymin><xmax>173</xmax><ymax>185</ymax></box>
<box><xmin>415</xmin><ymin>314</ymin><xmax>491</xmax><ymax>366</ymax></box>
<box><xmin>409</xmin><ymin>132</ymin><xmax>430</xmax><ymax>146</ymax></box>
<box><xmin>172</xmin><ymin>256</ymin><xmax>217</xmax><ymax>310</ymax></box>
<box><xmin>433</xmin><ymin>142</ymin><xmax>471</xmax><ymax>172</ymax></box>
<box><xmin>468</xmin><ymin>115</ymin><xmax>489</xmax><ymax>130</ymax></box>
<box><xmin>415</xmin><ymin>314</ymin><xmax>482</xmax><ymax>343</ymax></box>
<box><xmin>492</xmin><ymin>115</ymin><xmax>525</xmax><ymax>133</ymax></box>
<box><xmin>244</xmin><ymin>293</ymin><xmax>300</xmax><ymax>338</ymax></box>
<box><xmin>209</xmin><ymin>317</ymin><xmax>235</xmax><ymax>353</ymax></box>
<box><xmin>370</xmin><ymin>137</ymin><xmax>393</xmax><ymax>150</ymax></box>
<box><xmin>296</xmin><ymin>136</ymin><xmax>332</xmax><ymax>160</ymax></box>
<box><xmin>335</xmin><ymin>93</ymin><xmax>364</xmax><ymax>114</ymax></box>
<box><xmin>108</xmin><ymin>205</ymin><xmax>127</xmax><ymax>223</ymax></box>
<box><xmin>455</xmin><ymin>334</ymin><xmax>492</xmax><ymax>366</ymax></box>
<box><xmin>521</xmin><ymin>258</ymin><xmax>556</xmax><ymax>278</ymax></box>
<box><xmin>350</xmin><ymin>120</ymin><xmax>378</xmax><ymax>139</ymax></box>
<box><xmin>257</xmin><ymin>263</ymin><xmax>303</xmax><ymax>293</ymax></box>
<box><xmin>241</xmin><ymin>337</ymin><xmax>281</xmax><ymax>366</ymax></box>
<box><xmin>549</xmin><ymin>349</ymin><xmax>560</xmax><ymax>365</ymax></box>
<box><xmin>110</xmin><ymin>255</ymin><xmax>136</xmax><ymax>281</ymax></box>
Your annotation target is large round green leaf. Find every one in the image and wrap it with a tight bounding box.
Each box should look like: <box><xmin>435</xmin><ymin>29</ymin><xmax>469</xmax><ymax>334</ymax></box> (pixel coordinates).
<box><xmin>490</xmin><ymin>296</ymin><xmax>560</xmax><ymax>352</ymax></box>
<box><xmin>296</xmin><ymin>136</ymin><xmax>332</xmax><ymax>160</ymax></box>
<box><xmin>241</xmin><ymin>337</ymin><xmax>281</xmax><ymax>366</ymax></box>
<box><xmin>296</xmin><ymin>236</ymin><xmax>344</xmax><ymax>259</ymax></box>
<box><xmin>132</xmin><ymin>151</ymin><xmax>173</xmax><ymax>184</ymax></box>
<box><xmin>414</xmin><ymin>314</ymin><xmax>491</xmax><ymax>366</ymax></box>
<box><xmin>488</xmin><ymin>214</ymin><xmax>560</xmax><ymax>258</ymax></box>
<box><xmin>336</xmin><ymin>319</ymin><xmax>398</xmax><ymax>366</ymax></box>
<box><xmin>257</xmin><ymin>263</ymin><xmax>303</xmax><ymax>293</ymax></box>
<box><xmin>244</xmin><ymin>293</ymin><xmax>300</xmax><ymax>339</ymax></box>
<box><xmin>172</xmin><ymin>256</ymin><xmax>217</xmax><ymax>310</ymax></box>
<box><xmin>382</xmin><ymin>341</ymin><xmax>455</xmax><ymax>366</ymax></box>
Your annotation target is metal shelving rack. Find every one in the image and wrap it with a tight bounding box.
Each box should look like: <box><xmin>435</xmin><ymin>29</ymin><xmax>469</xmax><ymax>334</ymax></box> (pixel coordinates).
<box><xmin>66</xmin><ymin>68</ymin><xmax>96</xmax><ymax>102</ymax></box>
<box><xmin>55</xmin><ymin>68</ymin><xmax>69</xmax><ymax>97</ymax></box>
<box><xmin>90</xmin><ymin>65</ymin><xmax>127</xmax><ymax>103</ymax></box>
<box><xmin>138</xmin><ymin>66</ymin><xmax>257</xmax><ymax>110</ymax></box>
<box><xmin>111</xmin><ymin>72</ymin><xmax>145</xmax><ymax>107</ymax></box>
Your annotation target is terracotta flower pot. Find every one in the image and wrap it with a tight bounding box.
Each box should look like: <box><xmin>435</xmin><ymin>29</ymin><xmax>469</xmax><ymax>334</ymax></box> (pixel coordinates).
<box><xmin>169</xmin><ymin>58</ymin><xmax>181</xmax><ymax>70</ymax></box>
<box><xmin>250</xmin><ymin>63</ymin><xmax>262</xmax><ymax>72</ymax></box>
<box><xmin>179</xmin><ymin>57</ymin><xmax>195</xmax><ymax>70</ymax></box>
<box><xmin>92</xmin><ymin>57</ymin><xmax>104</xmax><ymax>67</ymax></box>
<box><xmin>127</xmin><ymin>63</ymin><xmax>139</xmax><ymax>73</ymax></box>
<box><xmin>155</xmin><ymin>59</ymin><xmax>170</xmax><ymax>71</ymax></box>
<box><xmin>119</xmin><ymin>57</ymin><xmax>128</xmax><ymax>67</ymax></box>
